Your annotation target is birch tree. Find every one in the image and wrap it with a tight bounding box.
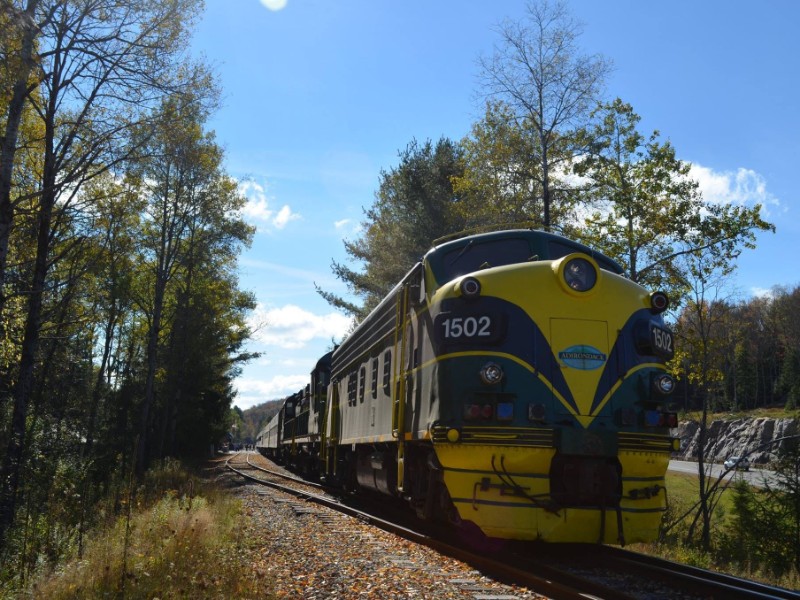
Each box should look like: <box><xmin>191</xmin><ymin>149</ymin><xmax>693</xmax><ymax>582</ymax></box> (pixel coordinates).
<box><xmin>478</xmin><ymin>0</ymin><xmax>611</xmax><ymax>231</ymax></box>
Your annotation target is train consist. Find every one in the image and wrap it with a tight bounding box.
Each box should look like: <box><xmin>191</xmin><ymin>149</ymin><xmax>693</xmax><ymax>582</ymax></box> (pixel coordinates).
<box><xmin>256</xmin><ymin>228</ymin><xmax>678</xmax><ymax>545</ymax></box>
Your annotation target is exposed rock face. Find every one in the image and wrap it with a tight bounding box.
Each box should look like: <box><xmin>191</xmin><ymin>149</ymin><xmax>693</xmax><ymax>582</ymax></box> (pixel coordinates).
<box><xmin>674</xmin><ymin>418</ymin><xmax>799</xmax><ymax>466</ymax></box>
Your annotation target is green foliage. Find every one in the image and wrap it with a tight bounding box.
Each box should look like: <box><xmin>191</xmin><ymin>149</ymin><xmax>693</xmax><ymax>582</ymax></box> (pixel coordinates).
<box><xmin>720</xmin><ymin>447</ymin><xmax>800</xmax><ymax>578</ymax></box>
<box><xmin>673</xmin><ymin>285</ymin><xmax>800</xmax><ymax>414</ymax></box>
<box><xmin>651</xmin><ymin>471</ymin><xmax>800</xmax><ymax>587</ymax></box>
<box><xmin>319</xmin><ymin>137</ymin><xmax>467</xmax><ymax>319</ymax></box>
<box><xmin>237</xmin><ymin>400</ymin><xmax>282</xmax><ymax>445</ymax></box>
<box><xmin>731</xmin><ymin>340</ymin><xmax>758</xmax><ymax>411</ymax></box>
<box><xmin>0</xmin><ymin>0</ymin><xmax>257</xmax><ymax>563</ymax></box>
<box><xmin>574</xmin><ymin>99</ymin><xmax>774</xmax><ymax>304</ymax></box>
<box><xmin>778</xmin><ymin>347</ymin><xmax>800</xmax><ymax>411</ymax></box>
<box><xmin>454</xmin><ymin>102</ymin><xmax>543</xmax><ymax>227</ymax></box>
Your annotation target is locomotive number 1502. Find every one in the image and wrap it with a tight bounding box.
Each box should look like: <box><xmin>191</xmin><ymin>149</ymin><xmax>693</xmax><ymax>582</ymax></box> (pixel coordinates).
<box><xmin>441</xmin><ymin>315</ymin><xmax>492</xmax><ymax>339</ymax></box>
<box><xmin>650</xmin><ymin>324</ymin><xmax>674</xmax><ymax>359</ymax></box>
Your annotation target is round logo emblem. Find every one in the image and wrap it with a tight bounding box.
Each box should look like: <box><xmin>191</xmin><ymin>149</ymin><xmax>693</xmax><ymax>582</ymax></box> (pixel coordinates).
<box><xmin>558</xmin><ymin>345</ymin><xmax>607</xmax><ymax>370</ymax></box>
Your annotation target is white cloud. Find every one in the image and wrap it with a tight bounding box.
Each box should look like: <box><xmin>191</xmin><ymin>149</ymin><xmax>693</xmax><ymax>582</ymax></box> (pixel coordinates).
<box><xmin>259</xmin><ymin>0</ymin><xmax>287</xmax><ymax>11</ymax></box>
<box><xmin>248</xmin><ymin>304</ymin><xmax>352</xmax><ymax>349</ymax></box>
<box><xmin>690</xmin><ymin>164</ymin><xmax>780</xmax><ymax>215</ymax></box>
<box><xmin>239</xmin><ymin>180</ymin><xmax>300</xmax><ymax>231</ymax></box>
<box><xmin>333</xmin><ymin>218</ymin><xmax>363</xmax><ymax>238</ymax></box>
<box><xmin>237</xmin><ymin>374</ymin><xmax>307</xmax><ymax>398</ymax></box>
<box><xmin>750</xmin><ymin>287</ymin><xmax>776</xmax><ymax>299</ymax></box>
<box><xmin>234</xmin><ymin>374</ymin><xmax>307</xmax><ymax>409</ymax></box>
<box><xmin>273</xmin><ymin>204</ymin><xmax>300</xmax><ymax>229</ymax></box>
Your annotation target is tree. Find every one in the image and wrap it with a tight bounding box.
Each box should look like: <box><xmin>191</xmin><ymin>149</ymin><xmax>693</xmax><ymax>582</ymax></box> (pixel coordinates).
<box><xmin>130</xmin><ymin>92</ymin><xmax>253</xmax><ymax>474</ymax></box>
<box><xmin>79</xmin><ymin>173</ymin><xmax>143</xmax><ymax>462</ymax></box>
<box><xmin>574</xmin><ymin>99</ymin><xmax>774</xmax><ymax>303</ymax></box>
<box><xmin>319</xmin><ymin>138</ymin><xmax>466</xmax><ymax>319</ymax></box>
<box><xmin>453</xmin><ymin>101</ymin><xmax>550</xmax><ymax>231</ymax></box>
<box><xmin>0</xmin><ymin>0</ymin><xmax>208</xmax><ymax>548</ymax></box>
<box><xmin>774</xmin><ymin>287</ymin><xmax>800</xmax><ymax>409</ymax></box>
<box><xmin>671</xmin><ymin>251</ymin><xmax>738</xmax><ymax>550</ymax></box>
<box><xmin>0</xmin><ymin>0</ymin><xmax>48</xmax><ymax>304</ymax></box>
<box><xmin>477</xmin><ymin>0</ymin><xmax>611</xmax><ymax>231</ymax></box>
<box><xmin>726</xmin><ymin>443</ymin><xmax>800</xmax><ymax>576</ymax></box>
<box><xmin>155</xmin><ymin>168</ymin><xmax>255</xmax><ymax>459</ymax></box>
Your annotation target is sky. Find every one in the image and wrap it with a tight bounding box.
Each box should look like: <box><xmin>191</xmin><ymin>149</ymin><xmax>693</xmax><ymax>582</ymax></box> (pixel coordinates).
<box><xmin>190</xmin><ymin>0</ymin><xmax>799</xmax><ymax>411</ymax></box>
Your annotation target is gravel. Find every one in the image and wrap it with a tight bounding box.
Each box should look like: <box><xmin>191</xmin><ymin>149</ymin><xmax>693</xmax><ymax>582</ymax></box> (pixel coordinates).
<box><xmin>223</xmin><ymin>453</ymin><xmax>551</xmax><ymax>600</ymax></box>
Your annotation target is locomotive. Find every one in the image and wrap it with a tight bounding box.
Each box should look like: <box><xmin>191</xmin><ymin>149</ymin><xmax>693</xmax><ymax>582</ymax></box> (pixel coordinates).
<box><xmin>256</xmin><ymin>228</ymin><xmax>678</xmax><ymax>545</ymax></box>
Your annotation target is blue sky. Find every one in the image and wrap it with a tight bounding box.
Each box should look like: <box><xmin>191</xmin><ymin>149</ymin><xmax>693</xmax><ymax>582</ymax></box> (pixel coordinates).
<box><xmin>190</xmin><ymin>0</ymin><xmax>798</xmax><ymax>410</ymax></box>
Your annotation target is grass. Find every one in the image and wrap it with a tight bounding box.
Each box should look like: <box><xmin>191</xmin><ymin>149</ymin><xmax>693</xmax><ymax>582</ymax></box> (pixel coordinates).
<box><xmin>8</xmin><ymin>460</ymin><xmax>273</xmax><ymax>600</ymax></box>
<box><xmin>630</xmin><ymin>470</ymin><xmax>800</xmax><ymax>589</ymax></box>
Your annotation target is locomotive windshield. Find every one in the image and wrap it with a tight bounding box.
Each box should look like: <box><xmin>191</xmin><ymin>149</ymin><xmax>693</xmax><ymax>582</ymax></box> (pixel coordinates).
<box><xmin>429</xmin><ymin>230</ymin><xmax>623</xmax><ymax>286</ymax></box>
<box><xmin>440</xmin><ymin>238</ymin><xmax>532</xmax><ymax>281</ymax></box>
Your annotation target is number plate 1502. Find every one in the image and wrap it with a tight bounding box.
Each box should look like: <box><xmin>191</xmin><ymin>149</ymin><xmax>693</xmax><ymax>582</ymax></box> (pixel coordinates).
<box><xmin>442</xmin><ymin>315</ymin><xmax>491</xmax><ymax>339</ymax></box>
<box><xmin>650</xmin><ymin>325</ymin><xmax>674</xmax><ymax>359</ymax></box>
<box><xmin>434</xmin><ymin>313</ymin><xmax>504</xmax><ymax>345</ymax></box>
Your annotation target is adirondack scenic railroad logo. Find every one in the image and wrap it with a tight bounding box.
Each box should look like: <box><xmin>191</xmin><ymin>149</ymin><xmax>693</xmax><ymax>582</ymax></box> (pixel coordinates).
<box><xmin>558</xmin><ymin>345</ymin><xmax>607</xmax><ymax>370</ymax></box>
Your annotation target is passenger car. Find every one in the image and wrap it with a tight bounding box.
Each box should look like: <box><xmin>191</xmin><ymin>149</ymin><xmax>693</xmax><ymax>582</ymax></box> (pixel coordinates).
<box><xmin>724</xmin><ymin>456</ymin><xmax>750</xmax><ymax>471</ymax></box>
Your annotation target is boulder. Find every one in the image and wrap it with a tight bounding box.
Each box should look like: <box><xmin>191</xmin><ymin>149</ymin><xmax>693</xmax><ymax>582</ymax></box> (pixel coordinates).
<box><xmin>673</xmin><ymin>417</ymin><xmax>799</xmax><ymax>466</ymax></box>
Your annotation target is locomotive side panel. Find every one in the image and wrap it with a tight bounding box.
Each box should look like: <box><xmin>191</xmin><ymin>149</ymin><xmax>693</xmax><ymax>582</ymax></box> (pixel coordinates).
<box><xmin>255</xmin><ymin>400</ymin><xmax>285</xmax><ymax>460</ymax></box>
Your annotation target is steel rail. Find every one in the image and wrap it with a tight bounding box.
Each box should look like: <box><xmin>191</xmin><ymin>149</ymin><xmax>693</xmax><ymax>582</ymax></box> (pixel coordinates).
<box><xmin>595</xmin><ymin>545</ymin><xmax>800</xmax><ymax>600</ymax></box>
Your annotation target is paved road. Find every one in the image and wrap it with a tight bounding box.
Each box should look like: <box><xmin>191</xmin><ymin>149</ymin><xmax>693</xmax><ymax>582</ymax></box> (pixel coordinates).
<box><xmin>669</xmin><ymin>459</ymin><xmax>780</xmax><ymax>488</ymax></box>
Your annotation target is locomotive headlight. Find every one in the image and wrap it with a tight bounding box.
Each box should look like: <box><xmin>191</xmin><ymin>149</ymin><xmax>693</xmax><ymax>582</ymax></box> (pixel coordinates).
<box><xmin>459</xmin><ymin>276</ymin><xmax>481</xmax><ymax>298</ymax></box>
<box><xmin>554</xmin><ymin>255</ymin><xmax>599</xmax><ymax>295</ymax></box>
<box><xmin>563</xmin><ymin>257</ymin><xmax>597</xmax><ymax>291</ymax></box>
<box><xmin>650</xmin><ymin>291</ymin><xmax>670</xmax><ymax>313</ymax></box>
<box><xmin>480</xmin><ymin>362</ymin><xmax>504</xmax><ymax>385</ymax></box>
<box><xmin>653</xmin><ymin>373</ymin><xmax>675</xmax><ymax>396</ymax></box>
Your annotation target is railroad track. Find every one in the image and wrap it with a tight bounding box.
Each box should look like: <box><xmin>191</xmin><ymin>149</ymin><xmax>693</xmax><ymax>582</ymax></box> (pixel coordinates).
<box><xmin>226</xmin><ymin>452</ymin><xmax>600</xmax><ymax>599</ymax></box>
<box><xmin>592</xmin><ymin>545</ymin><xmax>800</xmax><ymax>600</ymax></box>
<box><xmin>226</xmin><ymin>452</ymin><xmax>798</xmax><ymax>600</ymax></box>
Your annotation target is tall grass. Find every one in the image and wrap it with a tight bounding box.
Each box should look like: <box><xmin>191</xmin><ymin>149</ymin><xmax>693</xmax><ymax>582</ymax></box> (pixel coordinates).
<box><xmin>6</xmin><ymin>460</ymin><xmax>272</xmax><ymax>599</ymax></box>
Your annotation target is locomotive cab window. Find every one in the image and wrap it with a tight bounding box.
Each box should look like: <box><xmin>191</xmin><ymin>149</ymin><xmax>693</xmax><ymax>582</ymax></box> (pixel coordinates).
<box><xmin>440</xmin><ymin>238</ymin><xmax>531</xmax><ymax>282</ymax></box>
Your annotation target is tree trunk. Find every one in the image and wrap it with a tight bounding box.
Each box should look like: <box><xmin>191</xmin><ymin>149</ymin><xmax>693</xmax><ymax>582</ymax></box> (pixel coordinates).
<box><xmin>0</xmin><ymin>0</ymin><xmax>41</xmax><ymax>305</ymax></box>
<box><xmin>0</xmin><ymin>185</ymin><xmax>55</xmax><ymax>547</ymax></box>
<box><xmin>136</xmin><ymin>276</ymin><xmax>166</xmax><ymax>476</ymax></box>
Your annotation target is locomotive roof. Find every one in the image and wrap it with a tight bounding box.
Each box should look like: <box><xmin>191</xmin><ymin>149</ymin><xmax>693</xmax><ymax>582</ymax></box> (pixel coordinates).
<box><xmin>424</xmin><ymin>228</ymin><xmax>624</xmax><ymax>281</ymax></box>
<box><xmin>314</xmin><ymin>350</ymin><xmax>333</xmax><ymax>372</ymax></box>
